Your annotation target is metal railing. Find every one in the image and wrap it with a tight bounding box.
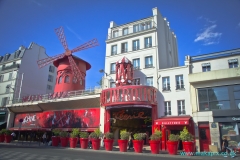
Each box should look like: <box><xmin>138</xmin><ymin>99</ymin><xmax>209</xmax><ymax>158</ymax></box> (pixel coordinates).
<box><xmin>1</xmin><ymin>64</ymin><xmax>20</xmax><ymax>71</ymax></box>
<box><xmin>9</xmin><ymin>86</ymin><xmax>103</xmax><ymax>104</ymax></box>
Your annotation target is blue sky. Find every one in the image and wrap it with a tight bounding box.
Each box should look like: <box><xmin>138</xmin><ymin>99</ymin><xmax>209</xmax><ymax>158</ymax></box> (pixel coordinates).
<box><xmin>0</xmin><ymin>0</ymin><xmax>240</xmax><ymax>88</ymax></box>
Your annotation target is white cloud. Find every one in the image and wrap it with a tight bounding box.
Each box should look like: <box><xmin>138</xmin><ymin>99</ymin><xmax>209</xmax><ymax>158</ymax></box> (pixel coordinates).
<box><xmin>194</xmin><ymin>21</ymin><xmax>222</xmax><ymax>45</ymax></box>
<box><xmin>66</xmin><ymin>26</ymin><xmax>84</xmax><ymax>41</ymax></box>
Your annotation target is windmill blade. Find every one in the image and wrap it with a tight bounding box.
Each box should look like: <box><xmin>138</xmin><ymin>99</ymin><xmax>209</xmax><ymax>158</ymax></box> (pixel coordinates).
<box><xmin>68</xmin><ymin>56</ymin><xmax>85</xmax><ymax>81</ymax></box>
<box><xmin>71</xmin><ymin>38</ymin><xmax>99</xmax><ymax>53</ymax></box>
<box><xmin>55</xmin><ymin>26</ymin><xmax>69</xmax><ymax>51</ymax></box>
<box><xmin>37</xmin><ymin>53</ymin><xmax>65</xmax><ymax>68</ymax></box>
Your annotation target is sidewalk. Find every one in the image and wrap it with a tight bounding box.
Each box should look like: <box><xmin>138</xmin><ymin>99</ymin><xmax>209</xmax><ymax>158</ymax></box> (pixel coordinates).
<box><xmin>0</xmin><ymin>140</ymin><xmax>238</xmax><ymax>160</ymax></box>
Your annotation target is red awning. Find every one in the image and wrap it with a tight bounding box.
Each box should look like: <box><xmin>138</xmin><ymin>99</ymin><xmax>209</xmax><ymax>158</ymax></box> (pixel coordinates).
<box><xmin>9</xmin><ymin>127</ymin><xmax>97</xmax><ymax>132</ymax></box>
<box><xmin>154</xmin><ymin>116</ymin><xmax>191</xmax><ymax>125</ymax></box>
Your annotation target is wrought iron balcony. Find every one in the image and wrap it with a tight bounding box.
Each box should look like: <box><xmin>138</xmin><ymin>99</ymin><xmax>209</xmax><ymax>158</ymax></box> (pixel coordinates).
<box><xmin>1</xmin><ymin>63</ymin><xmax>20</xmax><ymax>71</ymax></box>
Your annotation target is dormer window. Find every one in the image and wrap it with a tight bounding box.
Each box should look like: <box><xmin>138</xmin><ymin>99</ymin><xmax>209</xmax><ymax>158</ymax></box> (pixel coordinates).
<box><xmin>202</xmin><ymin>63</ymin><xmax>211</xmax><ymax>72</ymax></box>
<box><xmin>122</xmin><ymin>28</ymin><xmax>128</xmax><ymax>36</ymax></box>
<box><xmin>228</xmin><ymin>59</ymin><xmax>238</xmax><ymax>68</ymax></box>
<box><xmin>113</xmin><ymin>30</ymin><xmax>118</xmax><ymax>38</ymax></box>
<box><xmin>4</xmin><ymin>54</ymin><xmax>10</xmax><ymax>61</ymax></box>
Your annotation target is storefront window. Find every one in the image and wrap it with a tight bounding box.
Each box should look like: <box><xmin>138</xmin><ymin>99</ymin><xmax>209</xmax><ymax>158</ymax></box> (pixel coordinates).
<box><xmin>219</xmin><ymin>122</ymin><xmax>240</xmax><ymax>149</ymax></box>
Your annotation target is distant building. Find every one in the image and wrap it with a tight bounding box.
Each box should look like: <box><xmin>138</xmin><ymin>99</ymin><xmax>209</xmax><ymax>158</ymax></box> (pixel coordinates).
<box><xmin>188</xmin><ymin>48</ymin><xmax>240</xmax><ymax>152</ymax></box>
<box><xmin>0</xmin><ymin>42</ymin><xmax>57</xmax><ymax>129</ymax></box>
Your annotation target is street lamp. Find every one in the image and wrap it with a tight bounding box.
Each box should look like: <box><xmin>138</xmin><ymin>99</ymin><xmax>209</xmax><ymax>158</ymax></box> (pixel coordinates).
<box><xmin>99</xmin><ymin>69</ymin><xmax>114</xmax><ymax>88</ymax></box>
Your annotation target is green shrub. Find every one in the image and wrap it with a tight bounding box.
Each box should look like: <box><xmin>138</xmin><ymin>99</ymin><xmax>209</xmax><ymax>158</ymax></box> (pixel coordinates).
<box><xmin>179</xmin><ymin>126</ymin><xmax>194</xmax><ymax>141</ymax></box>
<box><xmin>154</xmin><ymin>128</ymin><xmax>162</xmax><ymax>138</ymax></box>
<box><xmin>79</xmin><ymin>132</ymin><xmax>89</xmax><ymax>138</ymax></box>
<box><xmin>89</xmin><ymin>128</ymin><xmax>102</xmax><ymax>139</ymax></box>
<box><xmin>133</xmin><ymin>133</ymin><xmax>146</xmax><ymax>140</ymax></box>
<box><xmin>168</xmin><ymin>134</ymin><xmax>180</xmax><ymax>141</ymax></box>
<box><xmin>52</xmin><ymin>129</ymin><xmax>61</xmax><ymax>136</ymax></box>
<box><xmin>60</xmin><ymin>131</ymin><xmax>68</xmax><ymax>138</ymax></box>
<box><xmin>2</xmin><ymin>129</ymin><xmax>11</xmax><ymax>135</ymax></box>
<box><xmin>119</xmin><ymin>129</ymin><xmax>130</xmax><ymax>140</ymax></box>
<box><xmin>150</xmin><ymin>133</ymin><xmax>161</xmax><ymax>141</ymax></box>
<box><xmin>105</xmin><ymin>132</ymin><xmax>114</xmax><ymax>139</ymax></box>
<box><xmin>70</xmin><ymin>128</ymin><xmax>80</xmax><ymax>138</ymax></box>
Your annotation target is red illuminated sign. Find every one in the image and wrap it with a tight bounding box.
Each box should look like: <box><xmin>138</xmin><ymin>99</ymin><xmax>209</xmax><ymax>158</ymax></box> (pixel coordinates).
<box><xmin>113</xmin><ymin>110</ymin><xmax>147</xmax><ymax>120</ymax></box>
<box><xmin>155</xmin><ymin>121</ymin><xmax>189</xmax><ymax>125</ymax></box>
<box><xmin>14</xmin><ymin>108</ymin><xmax>100</xmax><ymax>129</ymax></box>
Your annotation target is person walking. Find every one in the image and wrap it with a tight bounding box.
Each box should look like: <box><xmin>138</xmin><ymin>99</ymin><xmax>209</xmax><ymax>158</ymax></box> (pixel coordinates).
<box><xmin>42</xmin><ymin>132</ymin><xmax>47</xmax><ymax>145</ymax></box>
<box><xmin>128</xmin><ymin>132</ymin><xmax>133</xmax><ymax>150</ymax></box>
<box><xmin>11</xmin><ymin>132</ymin><xmax>16</xmax><ymax>142</ymax></box>
<box><xmin>222</xmin><ymin>136</ymin><xmax>231</xmax><ymax>157</ymax></box>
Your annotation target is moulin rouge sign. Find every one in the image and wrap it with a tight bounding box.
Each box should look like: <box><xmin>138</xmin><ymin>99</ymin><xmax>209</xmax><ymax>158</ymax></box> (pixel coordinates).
<box><xmin>113</xmin><ymin>110</ymin><xmax>147</xmax><ymax>120</ymax></box>
<box><xmin>22</xmin><ymin>92</ymin><xmax>69</xmax><ymax>102</ymax></box>
<box><xmin>101</xmin><ymin>86</ymin><xmax>157</xmax><ymax>106</ymax></box>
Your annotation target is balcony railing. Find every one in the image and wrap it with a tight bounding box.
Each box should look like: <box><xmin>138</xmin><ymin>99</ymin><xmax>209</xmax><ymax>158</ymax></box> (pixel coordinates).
<box><xmin>106</xmin><ymin>21</ymin><xmax>156</xmax><ymax>40</ymax></box>
<box><xmin>176</xmin><ymin>85</ymin><xmax>185</xmax><ymax>90</ymax></box>
<box><xmin>145</xmin><ymin>43</ymin><xmax>152</xmax><ymax>48</ymax></box>
<box><xmin>162</xmin><ymin>86</ymin><xmax>171</xmax><ymax>91</ymax></box>
<box><xmin>121</xmin><ymin>49</ymin><xmax>128</xmax><ymax>53</ymax></box>
<box><xmin>145</xmin><ymin>64</ymin><xmax>153</xmax><ymax>68</ymax></box>
<box><xmin>1</xmin><ymin>64</ymin><xmax>20</xmax><ymax>71</ymax></box>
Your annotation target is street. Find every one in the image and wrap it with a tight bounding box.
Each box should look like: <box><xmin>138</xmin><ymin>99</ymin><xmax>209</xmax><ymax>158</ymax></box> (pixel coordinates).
<box><xmin>0</xmin><ymin>144</ymin><xmax>238</xmax><ymax>160</ymax></box>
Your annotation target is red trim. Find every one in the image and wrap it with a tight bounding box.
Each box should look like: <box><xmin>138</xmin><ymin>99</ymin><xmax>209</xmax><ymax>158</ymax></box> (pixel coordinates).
<box><xmin>8</xmin><ymin>127</ymin><xmax>97</xmax><ymax>132</ymax></box>
<box><xmin>154</xmin><ymin>116</ymin><xmax>191</xmax><ymax>125</ymax></box>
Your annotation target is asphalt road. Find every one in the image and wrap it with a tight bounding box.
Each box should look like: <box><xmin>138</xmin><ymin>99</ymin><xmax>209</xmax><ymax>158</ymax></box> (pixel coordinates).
<box><xmin>0</xmin><ymin>145</ymin><xmax>193</xmax><ymax>160</ymax></box>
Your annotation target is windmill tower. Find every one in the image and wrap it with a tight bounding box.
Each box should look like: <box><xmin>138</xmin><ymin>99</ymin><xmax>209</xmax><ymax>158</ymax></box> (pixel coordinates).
<box><xmin>37</xmin><ymin>26</ymin><xmax>99</xmax><ymax>92</ymax></box>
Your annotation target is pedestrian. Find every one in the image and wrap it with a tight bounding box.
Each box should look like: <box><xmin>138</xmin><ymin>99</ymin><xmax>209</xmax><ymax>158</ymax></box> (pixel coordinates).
<box><xmin>11</xmin><ymin>132</ymin><xmax>16</xmax><ymax>141</ymax></box>
<box><xmin>128</xmin><ymin>132</ymin><xmax>133</xmax><ymax>150</ymax></box>
<box><xmin>42</xmin><ymin>132</ymin><xmax>47</xmax><ymax>145</ymax></box>
<box><xmin>222</xmin><ymin>136</ymin><xmax>230</xmax><ymax>157</ymax></box>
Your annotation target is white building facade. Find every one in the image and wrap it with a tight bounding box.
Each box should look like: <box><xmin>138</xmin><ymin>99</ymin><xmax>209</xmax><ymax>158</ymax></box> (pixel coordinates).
<box><xmin>0</xmin><ymin>42</ymin><xmax>57</xmax><ymax>129</ymax></box>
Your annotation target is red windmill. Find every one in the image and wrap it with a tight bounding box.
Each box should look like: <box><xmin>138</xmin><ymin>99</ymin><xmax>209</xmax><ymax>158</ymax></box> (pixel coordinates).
<box><xmin>37</xmin><ymin>26</ymin><xmax>99</xmax><ymax>92</ymax></box>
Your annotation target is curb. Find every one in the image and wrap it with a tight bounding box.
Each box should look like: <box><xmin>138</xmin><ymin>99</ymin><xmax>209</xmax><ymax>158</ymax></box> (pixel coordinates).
<box><xmin>0</xmin><ymin>142</ymin><xmax>236</xmax><ymax>160</ymax></box>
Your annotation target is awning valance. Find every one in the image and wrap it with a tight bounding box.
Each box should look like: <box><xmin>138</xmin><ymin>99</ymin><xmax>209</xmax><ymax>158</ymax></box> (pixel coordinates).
<box><xmin>154</xmin><ymin>116</ymin><xmax>192</xmax><ymax>126</ymax></box>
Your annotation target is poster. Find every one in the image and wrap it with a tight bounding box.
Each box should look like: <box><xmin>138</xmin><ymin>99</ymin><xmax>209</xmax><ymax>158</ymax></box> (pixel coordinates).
<box><xmin>14</xmin><ymin>108</ymin><xmax>100</xmax><ymax>129</ymax></box>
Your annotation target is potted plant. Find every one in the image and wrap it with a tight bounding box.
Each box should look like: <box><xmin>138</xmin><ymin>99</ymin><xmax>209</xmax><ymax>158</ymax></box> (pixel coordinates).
<box><xmin>104</xmin><ymin>132</ymin><xmax>114</xmax><ymax>151</ymax></box>
<box><xmin>118</xmin><ymin>129</ymin><xmax>130</xmax><ymax>152</ymax></box>
<box><xmin>51</xmin><ymin>128</ymin><xmax>61</xmax><ymax>147</ymax></box>
<box><xmin>133</xmin><ymin>133</ymin><xmax>146</xmax><ymax>153</ymax></box>
<box><xmin>179</xmin><ymin>126</ymin><xmax>194</xmax><ymax>156</ymax></box>
<box><xmin>2</xmin><ymin>129</ymin><xmax>11</xmax><ymax>143</ymax></box>
<box><xmin>89</xmin><ymin>128</ymin><xmax>102</xmax><ymax>150</ymax></box>
<box><xmin>0</xmin><ymin>130</ymin><xmax>4</xmax><ymax>142</ymax></box>
<box><xmin>154</xmin><ymin>128</ymin><xmax>162</xmax><ymax>151</ymax></box>
<box><xmin>69</xmin><ymin>128</ymin><xmax>79</xmax><ymax>148</ymax></box>
<box><xmin>60</xmin><ymin>131</ymin><xmax>68</xmax><ymax>147</ymax></box>
<box><xmin>167</xmin><ymin>134</ymin><xmax>179</xmax><ymax>155</ymax></box>
<box><xmin>149</xmin><ymin>133</ymin><xmax>161</xmax><ymax>154</ymax></box>
<box><xmin>79</xmin><ymin>132</ymin><xmax>89</xmax><ymax>149</ymax></box>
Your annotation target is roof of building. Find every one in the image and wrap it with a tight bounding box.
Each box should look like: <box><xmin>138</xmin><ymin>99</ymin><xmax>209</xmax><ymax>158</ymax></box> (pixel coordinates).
<box><xmin>0</xmin><ymin>46</ymin><xmax>25</xmax><ymax>64</ymax></box>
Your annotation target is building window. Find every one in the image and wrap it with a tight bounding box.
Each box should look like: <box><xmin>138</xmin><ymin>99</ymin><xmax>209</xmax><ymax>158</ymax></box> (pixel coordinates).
<box><xmin>0</xmin><ymin>111</ymin><xmax>6</xmax><ymax>122</ymax></box>
<box><xmin>178</xmin><ymin>100</ymin><xmax>186</xmax><ymax>115</ymax></box>
<box><xmin>113</xmin><ymin>30</ymin><xmax>118</xmax><ymax>38</ymax></box>
<box><xmin>111</xmin><ymin>45</ymin><xmax>117</xmax><ymax>55</ymax></box>
<box><xmin>133</xmin><ymin>40</ymin><xmax>140</xmax><ymax>51</ymax></box>
<box><xmin>48</xmin><ymin>75</ymin><xmax>53</xmax><ymax>82</ymax></box>
<box><xmin>58</xmin><ymin>76</ymin><xmax>62</xmax><ymax>84</ymax></box>
<box><xmin>122</xmin><ymin>28</ymin><xmax>128</xmax><ymax>35</ymax></box>
<box><xmin>145</xmin><ymin>37</ymin><xmax>152</xmax><ymax>48</ymax></box>
<box><xmin>198</xmin><ymin>86</ymin><xmax>230</xmax><ymax>111</ymax></box>
<box><xmin>202</xmin><ymin>63</ymin><xmax>211</xmax><ymax>72</ymax></box>
<box><xmin>6</xmin><ymin>85</ymin><xmax>10</xmax><ymax>93</ymax></box>
<box><xmin>79</xmin><ymin>79</ymin><xmax>83</xmax><ymax>85</ymax></box>
<box><xmin>64</xmin><ymin>76</ymin><xmax>70</xmax><ymax>83</ymax></box>
<box><xmin>47</xmin><ymin>85</ymin><xmax>52</xmax><ymax>90</ymax></box>
<box><xmin>133</xmin><ymin>58</ymin><xmax>140</xmax><ymax>70</ymax></box>
<box><xmin>110</xmin><ymin>63</ymin><xmax>116</xmax><ymax>74</ymax></box>
<box><xmin>110</xmin><ymin>82</ymin><xmax>116</xmax><ymax>88</ymax></box>
<box><xmin>49</xmin><ymin>66</ymin><xmax>55</xmax><ymax>72</ymax></box>
<box><xmin>1</xmin><ymin>97</ymin><xmax>9</xmax><ymax>106</ymax></box>
<box><xmin>145</xmin><ymin>56</ymin><xmax>153</xmax><ymax>68</ymax></box>
<box><xmin>121</xmin><ymin>42</ymin><xmax>128</xmax><ymax>53</ymax></box>
<box><xmin>146</xmin><ymin>77</ymin><xmax>153</xmax><ymax>86</ymax></box>
<box><xmin>8</xmin><ymin>73</ymin><xmax>12</xmax><ymax>80</ymax></box>
<box><xmin>176</xmin><ymin>75</ymin><xmax>184</xmax><ymax>90</ymax></box>
<box><xmin>132</xmin><ymin>78</ymin><xmax>140</xmax><ymax>85</ymax></box>
<box><xmin>234</xmin><ymin>85</ymin><xmax>240</xmax><ymax>109</ymax></box>
<box><xmin>133</xmin><ymin>24</ymin><xmax>139</xmax><ymax>33</ymax></box>
<box><xmin>228</xmin><ymin>59</ymin><xmax>238</xmax><ymax>68</ymax></box>
<box><xmin>164</xmin><ymin>101</ymin><xmax>171</xmax><ymax>115</ymax></box>
<box><xmin>162</xmin><ymin>77</ymin><xmax>170</xmax><ymax>91</ymax></box>
<box><xmin>146</xmin><ymin>21</ymin><xmax>152</xmax><ymax>29</ymax></box>
<box><xmin>0</xmin><ymin>75</ymin><xmax>4</xmax><ymax>82</ymax></box>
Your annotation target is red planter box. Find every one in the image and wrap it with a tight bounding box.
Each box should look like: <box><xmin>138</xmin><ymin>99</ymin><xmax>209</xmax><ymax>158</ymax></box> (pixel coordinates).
<box><xmin>0</xmin><ymin>135</ymin><xmax>4</xmax><ymax>142</ymax></box>
<box><xmin>167</xmin><ymin>141</ymin><xmax>178</xmax><ymax>155</ymax></box>
<box><xmin>91</xmin><ymin>139</ymin><xmax>100</xmax><ymax>150</ymax></box>
<box><xmin>182</xmin><ymin>141</ymin><xmax>194</xmax><ymax>156</ymax></box>
<box><xmin>133</xmin><ymin>140</ymin><xmax>144</xmax><ymax>153</ymax></box>
<box><xmin>5</xmin><ymin>135</ymin><xmax>11</xmax><ymax>143</ymax></box>
<box><xmin>118</xmin><ymin>139</ymin><xmax>128</xmax><ymax>152</ymax></box>
<box><xmin>149</xmin><ymin>140</ymin><xmax>160</xmax><ymax>154</ymax></box>
<box><xmin>60</xmin><ymin>137</ymin><xmax>68</xmax><ymax>147</ymax></box>
<box><xmin>104</xmin><ymin>139</ymin><xmax>114</xmax><ymax>151</ymax></box>
<box><xmin>51</xmin><ymin>136</ymin><xmax>59</xmax><ymax>147</ymax></box>
<box><xmin>80</xmin><ymin>138</ymin><xmax>88</xmax><ymax>149</ymax></box>
<box><xmin>70</xmin><ymin>137</ymin><xmax>78</xmax><ymax>148</ymax></box>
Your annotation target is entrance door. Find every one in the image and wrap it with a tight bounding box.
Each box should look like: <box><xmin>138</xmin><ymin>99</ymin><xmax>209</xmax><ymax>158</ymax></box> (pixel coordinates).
<box><xmin>199</xmin><ymin>124</ymin><xmax>210</xmax><ymax>152</ymax></box>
